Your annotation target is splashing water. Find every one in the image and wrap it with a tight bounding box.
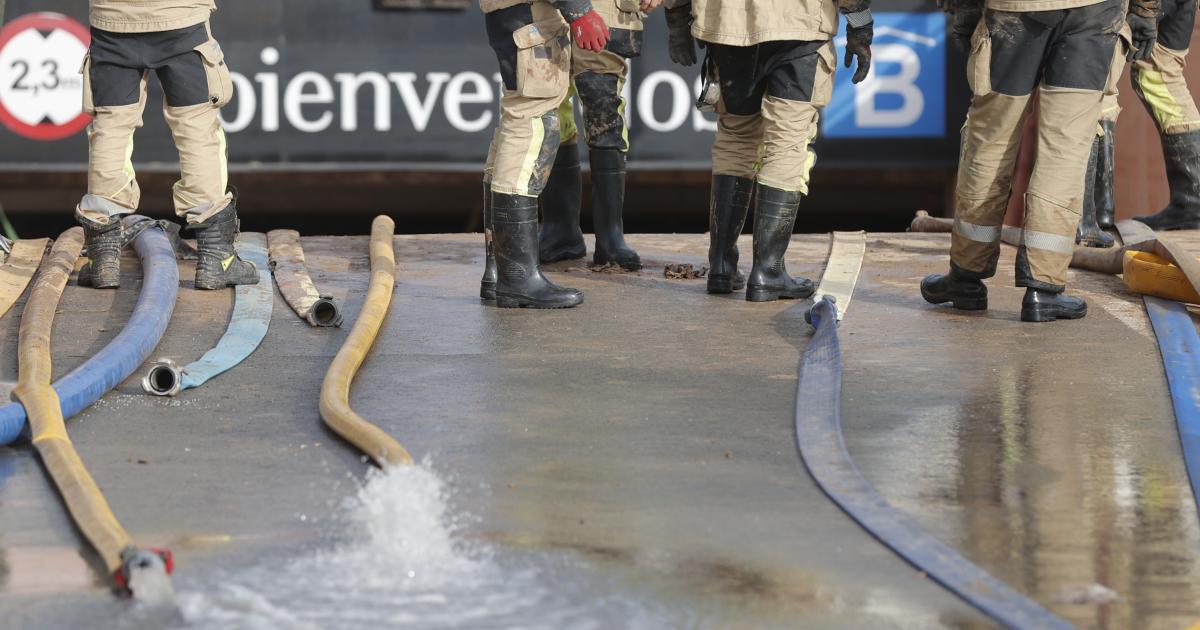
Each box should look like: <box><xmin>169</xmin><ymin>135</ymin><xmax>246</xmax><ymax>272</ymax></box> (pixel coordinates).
<box><xmin>170</xmin><ymin>463</ymin><xmax>691</xmax><ymax>629</ymax></box>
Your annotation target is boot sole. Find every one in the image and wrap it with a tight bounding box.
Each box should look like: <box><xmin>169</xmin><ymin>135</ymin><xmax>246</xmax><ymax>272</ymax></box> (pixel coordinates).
<box><xmin>920</xmin><ymin>286</ymin><xmax>987</xmax><ymax>311</ymax></box>
<box><xmin>195</xmin><ymin>277</ymin><xmax>260</xmax><ymax>291</ymax></box>
<box><xmin>1021</xmin><ymin>305</ymin><xmax>1087</xmax><ymax>322</ymax></box>
<box><xmin>1076</xmin><ymin>236</ymin><xmax>1115</xmax><ymax>248</ymax></box>
<box><xmin>746</xmin><ymin>286</ymin><xmax>816</xmax><ymax>303</ymax></box>
<box><xmin>495</xmin><ymin>293</ymin><xmax>583</xmax><ymax>309</ymax></box>
<box><xmin>540</xmin><ymin>245</ymin><xmax>587</xmax><ymax>264</ymax></box>
<box><xmin>707</xmin><ymin>275</ymin><xmax>746</xmax><ymax>294</ymax></box>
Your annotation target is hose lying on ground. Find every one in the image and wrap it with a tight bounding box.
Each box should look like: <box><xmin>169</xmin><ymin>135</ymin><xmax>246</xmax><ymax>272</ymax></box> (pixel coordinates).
<box><xmin>0</xmin><ymin>238</ymin><xmax>48</xmax><ymax>319</ymax></box>
<box><xmin>142</xmin><ymin>233</ymin><xmax>273</xmax><ymax>396</ymax></box>
<box><xmin>319</xmin><ymin>215</ymin><xmax>411</xmax><ymax>467</ymax></box>
<box><xmin>12</xmin><ymin>228</ymin><xmax>172</xmax><ymax>597</ymax></box>
<box><xmin>267</xmin><ymin>229</ymin><xmax>342</xmax><ymax>327</ymax></box>
<box><xmin>0</xmin><ymin>217</ymin><xmax>178</xmax><ymax>445</ymax></box>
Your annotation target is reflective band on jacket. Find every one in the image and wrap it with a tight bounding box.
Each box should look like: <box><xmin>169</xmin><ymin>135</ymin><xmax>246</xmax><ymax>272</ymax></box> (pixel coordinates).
<box><xmin>1022</xmin><ymin>229</ymin><xmax>1075</xmax><ymax>255</ymax></box>
<box><xmin>953</xmin><ymin>218</ymin><xmax>1001</xmax><ymax>243</ymax></box>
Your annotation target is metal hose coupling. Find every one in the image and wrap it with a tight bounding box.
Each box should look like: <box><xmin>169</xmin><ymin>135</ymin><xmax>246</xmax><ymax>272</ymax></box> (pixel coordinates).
<box><xmin>804</xmin><ymin>295</ymin><xmax>838</xmax><ymax>327</ymax></box>
<box><xmin>307</xmin><ymin>295</ymin><xmax>343</xmax><ymax>327</ymax></box>
<box><xmin>141</xmin><ymin>358</ymin><xmax>184</xmax><ymax>397</ymax></box>
<box><xmin>115</xmin><ymin>545</ymin><xmax>175</xmax><ymax>600</ymax></box>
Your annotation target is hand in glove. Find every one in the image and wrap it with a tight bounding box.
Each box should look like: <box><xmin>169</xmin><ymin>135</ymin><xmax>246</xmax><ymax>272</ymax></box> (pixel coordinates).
<box><xmin>844</xmin><ymin>21</ymin><xmax>874</xmax><ymax>84</ymax></box>
<box><xmin>951</xmin><ymin>4</ymin><xmax>983</xmax><ymax>53</ymax></box>
<box><xmin>570</xmin><ymin>10</ymin><xmax>610</xmax><ymax>52</ymax></box>
<box><xmin>665</xmin><ymin>6</ymin><xmax>697</xmax><ymax>66</ymax></box>
<box><xmin>1126</xmin><ymin>12</ymin><xmax>1158</xmax><ymax>61</ymax></box>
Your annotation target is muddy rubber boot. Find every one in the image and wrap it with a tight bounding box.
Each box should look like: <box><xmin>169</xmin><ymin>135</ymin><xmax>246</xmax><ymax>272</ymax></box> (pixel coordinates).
<box><xmin>481</xmin><ymin>184</ymin><xmax>497</xmax><ymax>301</ymax></box>
<box><xmin>493</xmin><ymin>193</ymin><xmax>584</xmax><ymax>309</ymax></box>
<box><xmin>1095</xmin><ymin>120</ymin><xmax>1116</xmax><ymax>229</ymax></box>
<box><xmin>1021</xmin><ymin>287</ymin><xmax>1087</xmax><ymax>322</ymax></box>
<box><xmin>589</xmin><ymin>149</ymin><xmax>641</xmax><ymax>270</ymax></box>
<box><xmin>1077</xmin><ymin>137</ymin><xmax>1115</xmax><ymax>248</ymax></box>
<box><xmin>745</xmin><ymin>184</ymin><xmax>814</xmax><ymax>303</ymax></box>
<box><xmin>920</xmin><ymin>268</ymin><xmax>988</xmax><ymax>310</ymax></box>
<box><xmin>539</xmin><ymin>143</ymin><xmax>586</xmax><ymax>264</ymax></box>
<box><xmin>76</xmin><ymin>212</ymin><xmax>124</xmax><ymax>289</ymax></box>
<box><xmin>188</xmin><ymin>202</ymin><xmax>260</xmax><ymax>290</ymax></box>
<box><xmin>706</xmin><ymin>175</ymin><xmax>754</xmax><ymax>294</ymax></box>
<box><xmin>1135</xmin><ymin>129</ymin><xmax>1200</xmax><ymax>231</ymax></box>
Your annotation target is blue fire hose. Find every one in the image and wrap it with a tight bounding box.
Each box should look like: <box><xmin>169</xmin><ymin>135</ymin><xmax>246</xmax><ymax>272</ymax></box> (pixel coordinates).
<box><xmin>0</xmin><ymin>219</ymin><xmax>178</xmax><ymax>445</ymax></box>
<box><xmin>797</xmin><ymin>297</ymin><xmax>1072</xmax><ymax>629</ymax></box>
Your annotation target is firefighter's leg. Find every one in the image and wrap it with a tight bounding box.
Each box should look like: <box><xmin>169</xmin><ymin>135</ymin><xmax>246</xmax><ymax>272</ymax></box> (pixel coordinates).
<box><xmin>481</xmin><ymin>135</ymin><xmax>499</xmax><ymax>299</ymax></box>
<box><xmin>927</xmin><ymin>11</ymin><xmax>1047</xmax><ymax>310</ymax></box>
<box><xmin>79</xmin><ymin>35</ymin><xmax>148</xmax><ymax>289</ymax></box>
<box><xmin>538</xmin><ymin>89</ymin><xmax>587</xmax><ymax>263</ymax></box>
<box><xmin>1017</xmin><ymin>0</ymin><xmax>1121</xmax><ymax>321</ymax></box>
<box><xmin>485</xmin><ymin>1</ymin><xmax>582</xmax><ymax>308</ymax></box>
<box><xmin>1133</xmin><ymin>0</ymin><xmax>1200</xmax><ymax>229</ymax></box>
<box><xmin>574</xmin><ymin>31</ymin><xmax>641</xmax><ymax>270</ymax></box>
<box><xmin>157</xmin><ymin>26</ymin><xmax>254</xmax><ymax>289</ymax></box>
<box><xmin>705</xmin><ymin>43</ymin><xmax>765</xmax><ymax>296</ymax></box>
<box><xmin>744</xmin><ymin>41</ymin><xmax>833</xmax><ymax>303</ymax></box>
<box><xmin>1093</xmin><ymin>26</ymin><xmax>1128</xmax><ymax>229</ymax></box>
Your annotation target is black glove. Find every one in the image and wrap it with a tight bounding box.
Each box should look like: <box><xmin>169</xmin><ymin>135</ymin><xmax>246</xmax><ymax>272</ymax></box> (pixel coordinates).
<box><xmin>844</xmin><ymin>22</ymin><xmax>873</xmax><ymax>84</ymax></box>
<box><xmin>1126</xmin><ymin>13</ymin><xmax>1158</xmax><ymax>61</ymax></box>
<box><xmin>951</xmin><ymin>5</ymin><xmax>983</xmax><ymax>53</ymax></box>
<box><xmin>665</xmin><ymin>6</ymin><xmax>696</xmax><ymax>66</ymax></box>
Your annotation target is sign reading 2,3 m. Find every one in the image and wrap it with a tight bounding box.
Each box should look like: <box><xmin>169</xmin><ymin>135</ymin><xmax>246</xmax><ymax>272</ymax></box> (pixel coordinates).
<box><xmin>823</xmin><ymin>12</ymin><xmax>946</xmax><ymax>139</ymax></box>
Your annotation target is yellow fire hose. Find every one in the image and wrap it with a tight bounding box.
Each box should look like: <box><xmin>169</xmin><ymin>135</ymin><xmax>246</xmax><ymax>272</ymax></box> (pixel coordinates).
<box><xmin>1124</xmin><ymin>250</ymin><xmax>1200</xmax><ymax>304</ymax></box>
<box><xmin>11</xmin><ymin>228</ymin><xmax>172</xmax><ymax>597</ymax></box>
<box><xmin>0</xmin><ymin>238</ymin><xmax>49</xmax><ymax>319</ymax></box>
<box><xmin>319</xmin><ymin>215</ymin><xmax>412</xmax><ymax>467</ymax></box>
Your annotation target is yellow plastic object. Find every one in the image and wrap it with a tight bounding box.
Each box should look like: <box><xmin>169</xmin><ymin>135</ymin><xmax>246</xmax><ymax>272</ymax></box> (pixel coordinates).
<box><xmin>11</xmin><ymin>228</ymin><xmax>133</xmax><ymax>574</ymax></box>
<box><xmin>319</xmin><ymin>216</ymin><xmax>412</xmax><ymax>467</ymax></box>
<box><xmin>1123</xmin><ymin>250</ymin><xmax>1200</xmax><ymax>305</ymax></box>
<box><xmin>0</xmin><ymin>238</ymin><xmax>48</xmax><ymax>319</ymax></box>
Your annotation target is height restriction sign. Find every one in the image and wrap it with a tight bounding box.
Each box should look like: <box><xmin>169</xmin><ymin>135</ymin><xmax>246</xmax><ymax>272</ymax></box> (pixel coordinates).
<box><xmin>0</xmin><ymin>13</ymin><xmax>90</xmax><ymax>141</ymax></box>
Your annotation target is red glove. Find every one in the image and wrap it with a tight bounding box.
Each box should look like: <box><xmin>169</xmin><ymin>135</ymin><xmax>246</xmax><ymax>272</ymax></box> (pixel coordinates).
<box><xmin>570</xmin><ymin>11</ymin><xmax>610</xmax><ymax>52</ymax></box>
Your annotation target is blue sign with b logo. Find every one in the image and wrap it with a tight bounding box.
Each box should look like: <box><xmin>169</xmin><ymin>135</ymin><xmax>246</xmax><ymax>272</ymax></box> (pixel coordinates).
<box><xmin>823</xmin><ymin>12</ymin><xmax>947</xmax><ymax>138</ymax></box>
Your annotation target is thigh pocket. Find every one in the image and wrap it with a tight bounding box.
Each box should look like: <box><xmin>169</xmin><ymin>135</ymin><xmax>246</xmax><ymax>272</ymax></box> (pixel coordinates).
<box><xmin>811</xmin><ymin>43</ymin><xmax>836</xmax><ymax>107</ymax></box>
<box><xmin>193</xmin><ymin>39</ymin><xmax>234</xmax><ymax>107</ymax></box>
<box><xmin>512</xmin><ymin>19</ymin><xmax>570</xmax><ymax>98</ymax></box>
<box><xmin>966</xmin><ymin>20</ymin><xmax>993</xmax><ymax>97</ymax></box>
<box><xmin>80</xmin><ymin>53</ymin><xmax>95</xmax><ymax>116</ymax></box>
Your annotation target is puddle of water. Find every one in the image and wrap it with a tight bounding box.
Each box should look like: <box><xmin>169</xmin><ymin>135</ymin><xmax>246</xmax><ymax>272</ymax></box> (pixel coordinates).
<box><xmin>159</xmin><ymin>462</ymin><xmax>694</xmax><ymax>630</ymax></box>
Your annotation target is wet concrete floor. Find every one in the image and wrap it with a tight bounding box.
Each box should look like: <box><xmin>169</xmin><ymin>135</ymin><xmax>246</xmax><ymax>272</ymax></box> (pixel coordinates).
<box><xmin>0</xmin><ymin>231</ymin><xmax>1198</xmax><ymax>629</ymax></box>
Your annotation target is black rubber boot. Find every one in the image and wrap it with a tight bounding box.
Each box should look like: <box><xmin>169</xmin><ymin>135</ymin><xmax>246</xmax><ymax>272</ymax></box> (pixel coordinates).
<box><xmin>707</xmin><ymin>175</ymin><xmax>754</xmax><ymax>294</ymax></box>
<box><xmin>745</xmin><ymin>184</ymin><xmax>814</xmax><ymax>303</ymax></box>
<box><xmin>589</xmin><ymin>149</ymin><xmax>641</xmax><ymax>270</ymax></box>
<box><xmin>1135</xmin><ymin>128</ymin><xmax>1200</xmax><ymax>231</ymax></box>
<box><xmin>76</xmin><ymin>212</ymin><xmax>124</xmax><ymax>289</ymax></box>
<box><xmin>188</xmin><ymin>200</ymin><xmax>260</xmax><ymax>290</ymax></box>
<box><xmin>1021</xmin><ymin>287</ymin><xmax>1087</xmax><ymax>322</ymax></box>
<box><xmin>539</xmin><ymin>143</ymin><xmax>586</xmax><ymax>264</ymax></box>
<box><xmin>920</xmin><ymin>268</ymin><xmax>988</xmax><ymax>310</ymax></box>
<box><xmin>481</xmin><ymin>183</ymin><xmax>497</xmax><ymax>301</ymax></box>
<box><xmin>1077</xmin><ymin>136</ymin><xmax>1115</xmax><ymax>248</ymax></box>
<box><xmin>493</xmin><ymin>193</ymin><xmax>584</xmax><ymax>309</ymax></box>
<box><xmin>1095</xmin><ymin>120</ymin><xmax>1116</xmax><ymax>229</ymax></box>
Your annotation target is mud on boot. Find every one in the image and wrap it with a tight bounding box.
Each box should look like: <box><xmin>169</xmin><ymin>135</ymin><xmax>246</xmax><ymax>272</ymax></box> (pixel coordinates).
<box><xmin>920</xmin><ymin>268</ymin><xmax>988</xmax><ymax>310</ymax></box>
<box><xmin>1076</xmin><ymin>134</ymin><xmax>1114</xmax><ymax>248</ymax></box>
<box><xmin>1135</xmin><ymin>129</ymin><xmax>1200</xmax><ymax>231</ymax></box>
<box><xmin>188</xmin><ymin>201</ymin><xmax>260</xmax><ymax>290</ymax></box>
<box><xmin>538</xmin><ymin>143</ymin><xmax>587</xmax><ymax>264</ymax></box>
<box><xmin>707</xmin><ymin>175</ymin><xmax>754</xmax><ymax>294</ymax></box>
<box><xmin>1021</xmin><ymin>287</ymin><xmax>1087</xmax><ymax>322</ymax></box>
<box><xmin>492</xmin><ymin>193</ymin><xmax>584</xmax><ymax>309</ymax></box>
<box><xmin>76</xmin><ymin>209</ymin><xmax>124</xmax><ymax>289</ymax></box>
<box><xmin>745</xmin><ymin>184</ymin><xmax>814</xmax><ymax>303</ymax></box>
<box><xmin>481</xmin><ymin>183</ymin><xmax>497</xmax><ymax>301</ymax></box>
<box><xmin>589</xmin><ymin>149</ymin><xmax>641</xmax><ymax>271</ymax></box>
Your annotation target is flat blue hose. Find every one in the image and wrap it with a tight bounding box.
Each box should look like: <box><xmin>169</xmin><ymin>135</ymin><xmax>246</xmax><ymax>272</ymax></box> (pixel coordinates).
<box><xmin>0</xmin><ymin>223</ymin><xmax>178</xmax><ymax>445</ymax></box>
<box><xmin>177</xmin><ymin>233</ymin><xmax>272</xmax><ymax>390</ymax></box>
<box><xmin>795</xmin><ymin>297</ymin><xmax>1072</xmax><ymax>629</ymax></box>
<box><xmin>1145</xmin><ymin>296</ymin><xmax>1200</xmax><ymax>515</ymax></box>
